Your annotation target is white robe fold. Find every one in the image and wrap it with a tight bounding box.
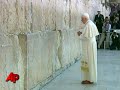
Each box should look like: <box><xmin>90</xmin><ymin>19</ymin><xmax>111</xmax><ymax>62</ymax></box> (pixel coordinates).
<box><xmin>79</xmin><ymin>20</ymin><xmax>99</xmax><ymax>83</ymax></box>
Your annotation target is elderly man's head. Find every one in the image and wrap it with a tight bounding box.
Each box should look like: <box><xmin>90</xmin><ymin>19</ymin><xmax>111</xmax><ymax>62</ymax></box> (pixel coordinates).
<box><xmin>81</xmin><ymin>13</ymin><xmax>90</xmax><ymax>24</ymax></box>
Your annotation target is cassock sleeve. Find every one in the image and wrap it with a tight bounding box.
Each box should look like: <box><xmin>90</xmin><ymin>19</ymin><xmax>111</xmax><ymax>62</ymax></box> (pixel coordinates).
<box><xmin>80</xmin><ymin>22</ymin><xmax>99</xmax><ymax>39</ymax></box>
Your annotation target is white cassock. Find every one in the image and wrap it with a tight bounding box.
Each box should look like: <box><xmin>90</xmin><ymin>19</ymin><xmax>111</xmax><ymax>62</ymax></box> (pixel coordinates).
<box><xmin>79</xmin><ymin>20</ymin><xmax>99</xmax><ymax>83</ymax></box>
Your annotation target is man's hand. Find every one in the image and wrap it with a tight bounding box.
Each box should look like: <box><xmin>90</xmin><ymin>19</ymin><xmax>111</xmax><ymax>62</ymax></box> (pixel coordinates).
<box><xmin>77</xmin><ymin>31</ymin><xmax>82</xmax><ymax>36</ymax></box>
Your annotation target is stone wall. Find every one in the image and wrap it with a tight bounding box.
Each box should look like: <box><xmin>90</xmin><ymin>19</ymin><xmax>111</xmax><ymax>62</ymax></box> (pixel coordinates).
<box><xmin>0</xmin><ymin>0</ymin><xmax>110</xmax><ymax>90</ymax></box>
<box><xmin>0</xmin><ymin>0</ymin><xmax>110</xmax><ymax>34</ymax></box>
<box><xmin>26</xmin><ymin>30</ymin><xmax>81</xmax><ymax>90</ymax></box>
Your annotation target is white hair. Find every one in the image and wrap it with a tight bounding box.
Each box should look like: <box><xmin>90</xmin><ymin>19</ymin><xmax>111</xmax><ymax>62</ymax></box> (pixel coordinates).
<box><xmin>82</xmin><ymin>13</ymin><xmax>90</xmax><ymax>19</ymax></box>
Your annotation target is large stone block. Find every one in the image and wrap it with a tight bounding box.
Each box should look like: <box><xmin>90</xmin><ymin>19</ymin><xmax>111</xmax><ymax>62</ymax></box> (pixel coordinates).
<box><xmin>0</xmin><ymin>0</ymin><xmax>111</xmax><ymax>90</ymax></box>
<box><xmin>27</xmin><ymin>31</ymin><xmax>61</xmax><ymax>89</ymax></box>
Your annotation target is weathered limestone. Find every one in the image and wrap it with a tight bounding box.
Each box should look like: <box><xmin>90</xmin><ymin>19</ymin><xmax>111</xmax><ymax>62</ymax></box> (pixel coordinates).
<box><xmin>0</xmin><ymin>34</ymin><xmax>24</xmax><ymax>90</ymax></box>
<box><xmin>0</xmin><ymin>0</ymin><xmax>31</xmax><ymax>34</ymax></box>
<box><xmin>0</xmin><ymin>0</ymin><xmax>110</xmax><ymax>90</ymax></box>
<box><xmin>27</xmin><ymin>31</ymin><xmax>60</xmax><ymax>90</ymax></box>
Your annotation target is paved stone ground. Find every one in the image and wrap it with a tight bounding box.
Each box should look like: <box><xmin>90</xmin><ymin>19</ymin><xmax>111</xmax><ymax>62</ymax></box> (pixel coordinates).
<box><xmin>41</xmin><ymin>50</ymin><xmax>120</xmax><ymax>90</ymax></box>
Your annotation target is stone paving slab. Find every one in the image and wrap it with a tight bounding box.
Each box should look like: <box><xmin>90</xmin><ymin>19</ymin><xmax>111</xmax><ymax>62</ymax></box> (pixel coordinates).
<box><xmin>41</xmin><ymin>50</ymin><xmax>120</xmax><ymax>90</ymax></box>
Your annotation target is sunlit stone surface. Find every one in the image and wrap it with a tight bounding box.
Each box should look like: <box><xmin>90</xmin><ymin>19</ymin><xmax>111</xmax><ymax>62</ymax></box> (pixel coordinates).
<box><xmin>0</xmin><ymin>0</ymin><xmax>110</xmax><ymax>90</ymax></box>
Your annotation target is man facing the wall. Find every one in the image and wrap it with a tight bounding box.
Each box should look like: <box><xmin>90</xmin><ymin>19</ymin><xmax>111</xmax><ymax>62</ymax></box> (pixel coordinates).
<box><xmin>77</xmin><ymin>13</ymin><xmax>99</xmax><ymax>84</ymax></box>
